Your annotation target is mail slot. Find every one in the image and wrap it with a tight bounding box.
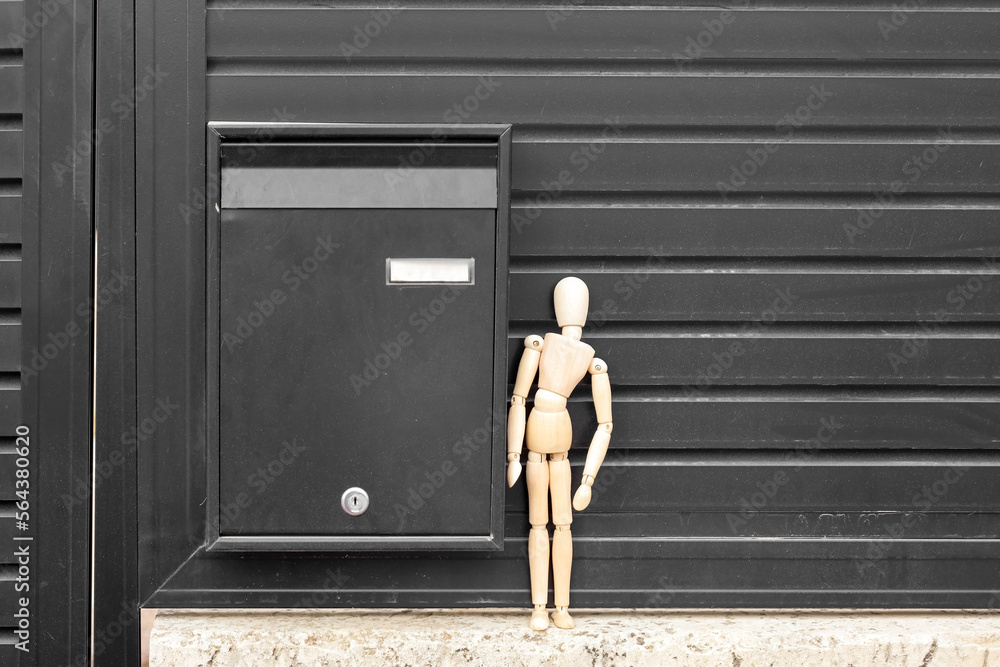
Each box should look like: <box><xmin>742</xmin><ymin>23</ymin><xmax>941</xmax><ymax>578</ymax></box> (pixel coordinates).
<box><xmin>206</xmin><ymin>124</ymin><xmax>511</xmax><ymax>551</ymax></box>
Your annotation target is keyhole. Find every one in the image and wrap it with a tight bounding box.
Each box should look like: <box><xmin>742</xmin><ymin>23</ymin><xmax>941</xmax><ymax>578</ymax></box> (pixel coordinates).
<box><xmin>341</xmin><ymin>487</ymin><xmax>369</xmax><ymax>516</ymax></box>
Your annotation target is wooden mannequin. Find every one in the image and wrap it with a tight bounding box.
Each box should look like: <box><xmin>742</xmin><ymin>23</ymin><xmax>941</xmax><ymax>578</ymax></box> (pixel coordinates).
<box><xmin>507</xmin><ymin>276</ymin><xmax>613</xmax><ymax>631</ymax></box>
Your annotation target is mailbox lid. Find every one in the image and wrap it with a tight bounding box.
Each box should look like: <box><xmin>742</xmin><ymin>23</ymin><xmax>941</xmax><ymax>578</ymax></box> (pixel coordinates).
<box><xmin>221</xmin><ymin>142</ymin><xmax>499</xmax><ymax>209</ymax></box>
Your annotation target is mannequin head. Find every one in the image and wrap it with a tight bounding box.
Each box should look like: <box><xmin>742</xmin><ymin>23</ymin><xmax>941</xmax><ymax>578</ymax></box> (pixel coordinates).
<box><xmin>553</xmin><ymin>277</ymin><xmax>589</xmax><ymax>340</ymax></box>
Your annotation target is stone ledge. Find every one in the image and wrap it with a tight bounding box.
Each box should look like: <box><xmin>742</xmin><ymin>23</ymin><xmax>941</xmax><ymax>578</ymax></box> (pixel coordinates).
<box><xmin>149</xmin><ymin>608</ymin><xmax>1000</xmax><ymax>666</ymax></box>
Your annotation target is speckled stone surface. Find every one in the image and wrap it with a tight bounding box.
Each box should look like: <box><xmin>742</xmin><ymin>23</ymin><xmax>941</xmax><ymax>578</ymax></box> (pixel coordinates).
<box><xmin>150</xmin><ymin>609</ymin><xmax>1000</xmax><ymax>666</ymax></box>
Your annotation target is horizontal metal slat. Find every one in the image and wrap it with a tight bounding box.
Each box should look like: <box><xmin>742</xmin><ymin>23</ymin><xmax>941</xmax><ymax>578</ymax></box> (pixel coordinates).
<box><xmin>0</xmin><ymin>645</ymin><xmax>19</xmax><ymax>666</ymax></box>
<box><xmin>0</xmin><ymin>453</ymin><xmax>22</xmax><ymax>498</ymax></box>
<box><xmin>0</xmin><ymin>194</ymin><xmax>19</xmax><ymax>244</ymax></box>
<box><xmin>167</xmin><ymin>535</ymin><xmax>1000</xmax><ymax>573</ymax></box>
<box><xmin>153</xmin><ymin>538</ymin><xmax>1000</xmax><ymax>608</ymax></box>
<box><xmin>0</xmin><ymin>128</ymin><xmax>20</xmax><ymax>179</ymax></box>
<box><xmin>511</xmin><ymin>141</ymin><xmax>1000</xmax><ymax>194</ymax></box>
<box><xmin>503</xmin><ymin>457</ymin><xmax>1000</xmax><ymax>514</ymax></box>
<box><xmin>509</xmin><ymin>272</ymin><xmax>1000</xmax><ymax>322</ymax></box>
<box><xmin>0</xmin><ymin>580</ymin><xmax>24</xmax><ymax>620</ymax></box>
<box><xmin>507</xmin><ymin>335</ymin><xmax>1000</xmax><ymax>386</ymax></box>
<box><xmin>0</xmin><ymin>515</ymin><xmax>18</xmax><ymax>545</ymax></box>
<box><xmin>0</xmin><ymin>324</ymin><xmax>16</xmax><ymax>371</ymax></box>
<box><xmin>0</xmin><ymin>389</ymin><xmax>19</xmax><ymax>433</ymax></box>
<box><xmin>505</xmin><ymin>511</ymin><xmax>1000</xmax><ymax>540</ymax></box>
<box><xmin>0</xmin><ymin>1</ymin><xmax>22</xmax><ymax>40</ymax></box>
<box><xmin>207</xmin><ymin>76</ymin><xmax>1000</xmax><ymax>128</ymax></box>
<box><xmin>557</xmin><ymin>399</ymin><xmax>1000</xmax><ymax>450</ymax></box>
<box><xmin>206</xmin><ymin>9</ymin><xmax>1000</xmax><ymax>61</ymax></box>
<box><xmin>0</xmin><ymin>260</ymin><xmax>18</xmax><ymax>307</ymax></box>
<box><xmin>0</xmin><ymin>63</ymin><xmax>22</xmax><ymax>116</ymax></box>
<box><xmin>510</xmin><ymin>206</ymin><xmax>1000</xmax><ymax>258</ymax></box>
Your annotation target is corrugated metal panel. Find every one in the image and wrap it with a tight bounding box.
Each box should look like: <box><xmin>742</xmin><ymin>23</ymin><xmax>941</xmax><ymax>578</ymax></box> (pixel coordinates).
<box><xmin>508</xmin><ymin>334</ymin><xmax>1000</xmax><ymax>385</ymax></box>
<box><xmin>0</xmin><ymin>1</ymin><xmax>23</xmax><ymax>650</ymax></box>
<box><xmin>188</xmin><ymin>5</ymin><xmax>1000</xmax><ymax>604</ymax></box>
<box><xmin>0</xmin><ymin>4</ymin><xmax>21</xmax><ymax>433</ymax></box>
<box><xmin>565</xmin><ymin>395</ymin><xmax>1000</xmax><ymax>449</ymax></box>
<box><xmin>509</xmin><ymin>271</ymin><xmax>1000</xmax><ymax>321</ymax></box>
<box><xmin>510</xmin><ymin>207</ymin><xmax>1000</xmax><ymax>258</ymax></box>
<box><xmin>509</xmin><ymin>140</ymin><xmax>1000</xmax><ymax>193</ymax></box>
<box><xmin>207</xmin><ymin>8</ymin><xmax>1000</xmax><ymax>61</ymax></box>
<box><xmin>208</xmin><ymin>74</ymin><xmax>998</xmax><ymax>127</ymax></box>
<box><xmin>507</xmin><ymin>511</ymin><xmax>1000</xmax><ymax>539</ymax></box>
<box><xmin>504</xmin><ymin>453</ymin><xmax>1000</xmax><ymax>513</ymax></box>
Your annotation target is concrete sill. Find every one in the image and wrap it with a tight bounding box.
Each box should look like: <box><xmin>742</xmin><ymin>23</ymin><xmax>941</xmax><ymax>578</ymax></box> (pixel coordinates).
<box><xmin>150</xmin><ymin>608</ymin><xmax>1000</xmax><ymax>666</ymax></box>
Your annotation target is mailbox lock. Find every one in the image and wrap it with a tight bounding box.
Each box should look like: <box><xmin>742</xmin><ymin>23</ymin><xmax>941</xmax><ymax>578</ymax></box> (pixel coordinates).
<box><xmin>341</xmin><ymin>487</ymin><xmax>370</xmax><ymax>516</ymax></box>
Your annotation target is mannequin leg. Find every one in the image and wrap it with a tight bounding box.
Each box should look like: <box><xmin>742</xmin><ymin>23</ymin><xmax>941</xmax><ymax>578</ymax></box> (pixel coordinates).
<box><xmin>549</xmin><ymin>452</ymin><xmax>575</xmax><ymax>629</ymax></box>
<box><xmin>526</xmin><ymin>450</ymin><xmax>550</xmax><ymax>631</ymax></box>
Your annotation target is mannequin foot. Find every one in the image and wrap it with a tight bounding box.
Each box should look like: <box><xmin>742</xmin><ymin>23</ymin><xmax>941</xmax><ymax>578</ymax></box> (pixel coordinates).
<box><xmin>552</xmin><ymin>606</ymin><xmax>574</xmax><ymax>629</ymax></box>
<box><xmin>529</xmin><ymin>605</ymin><xmax>550</xmax><ymax>631</ymax></box>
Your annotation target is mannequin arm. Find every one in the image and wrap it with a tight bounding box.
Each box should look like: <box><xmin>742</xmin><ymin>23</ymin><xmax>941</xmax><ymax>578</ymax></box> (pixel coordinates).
<box><xmin>573</xmin><ymin>358</ymin><xmax>613</xmax><ymax>510</ymax></box>
<box><xmin>507</xmin><ymin>335</ymin><xmax>543</xmax><ymax>486</ymax></box>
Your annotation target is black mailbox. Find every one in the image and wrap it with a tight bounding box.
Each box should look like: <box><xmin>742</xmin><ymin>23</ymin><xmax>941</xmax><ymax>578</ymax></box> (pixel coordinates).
<box><xmin>206</xmin><ymin>124</ymin><xmax>511</xmax><ymax>551</ymax></box>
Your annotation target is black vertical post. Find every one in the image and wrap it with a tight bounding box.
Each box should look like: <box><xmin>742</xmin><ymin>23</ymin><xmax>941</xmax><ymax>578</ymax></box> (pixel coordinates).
<box><xmin>20</xmin><ymin>0</ymin><xmax>95</xmax><ymax>664</ymax></box>
<box><xmin>93</xmin><ymin>0</ymin><xmax>139</xmax><ymax>663</ymax></box>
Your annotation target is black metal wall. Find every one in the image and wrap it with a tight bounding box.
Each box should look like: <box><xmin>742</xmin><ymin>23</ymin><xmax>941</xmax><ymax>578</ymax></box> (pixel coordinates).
<box><xmin>127</xmin><ymin>3</ymin><xmax>1000</xmax><ymax>610</ymax></box>
<box><xmin>0</xmin><ymin>0</ymin><xmax>24</xmax><ymax>659</ymax></box>
<box><xmin>4</xmin><ymin>0</ymin><xmax>95</xmax><ymax>664</ymax></box>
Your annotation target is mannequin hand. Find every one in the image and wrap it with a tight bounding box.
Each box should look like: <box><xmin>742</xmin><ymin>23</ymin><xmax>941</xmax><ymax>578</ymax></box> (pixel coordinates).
<box><xmin>507</xmin><ymin>453</ymin><xmax>522</xmax><ymax>487</ymax></box>
<box><xmin>573</xmin><ymin>475</ymin><xmax>595</xmax><ymax>511</ymax></box>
